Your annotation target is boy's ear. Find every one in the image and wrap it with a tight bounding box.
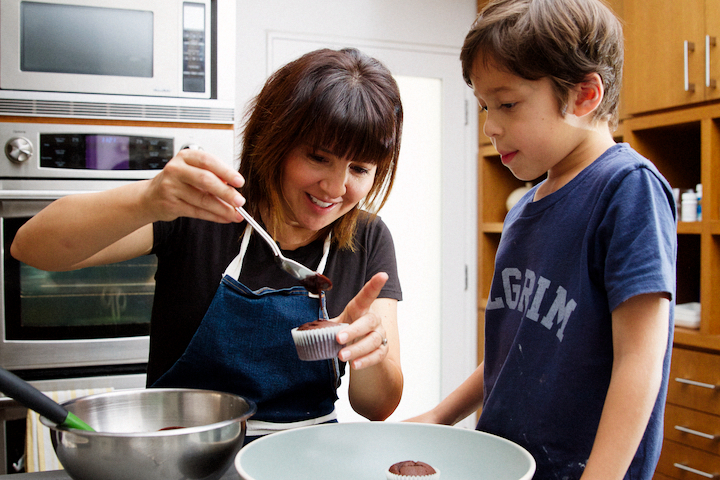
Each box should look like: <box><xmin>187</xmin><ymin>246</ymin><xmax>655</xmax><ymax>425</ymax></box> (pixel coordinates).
<box><xmin>571</xmin><ymin>73</ymin><xmax>604</xmax><ymax>117</ymax></box>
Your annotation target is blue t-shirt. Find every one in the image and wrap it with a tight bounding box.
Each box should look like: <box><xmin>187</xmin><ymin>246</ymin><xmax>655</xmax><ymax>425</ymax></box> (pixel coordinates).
<box><xmin>477</xmin><ymin>144</ymin><xmax>677</xmax><ymax>480</ymax></box>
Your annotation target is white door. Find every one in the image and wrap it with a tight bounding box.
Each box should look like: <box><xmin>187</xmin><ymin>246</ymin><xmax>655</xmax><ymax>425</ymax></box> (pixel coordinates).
<box><xmin>269</xmin><ymin>34</ymin><xmax>478</xmax><ymax>427</ymax></box>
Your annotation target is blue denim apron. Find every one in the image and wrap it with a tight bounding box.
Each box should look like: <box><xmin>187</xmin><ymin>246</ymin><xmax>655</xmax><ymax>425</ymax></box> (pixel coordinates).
<box><xmin>153</xmin><ymin>224</ymin><xmax>340</xmax><ymax>438</ymax></box>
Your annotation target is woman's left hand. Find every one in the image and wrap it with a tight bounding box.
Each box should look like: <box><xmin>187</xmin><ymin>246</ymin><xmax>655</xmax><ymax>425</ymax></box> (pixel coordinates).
<box><xmin>334</xmin><ymin>272</ymin><xmax>390</xmax><ymax>370</ymax></box>
<box><xmin>333</xmin><ymin>271</ymin><xmax>402</xmax><ymax>420</ymax></box>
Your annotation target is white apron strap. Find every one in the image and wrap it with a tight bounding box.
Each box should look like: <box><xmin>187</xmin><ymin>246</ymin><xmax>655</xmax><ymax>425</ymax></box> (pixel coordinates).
<box><xmin>223</xmin><ymin>224</ymin><xmax>253</xmax><ymax>280</ymax></box>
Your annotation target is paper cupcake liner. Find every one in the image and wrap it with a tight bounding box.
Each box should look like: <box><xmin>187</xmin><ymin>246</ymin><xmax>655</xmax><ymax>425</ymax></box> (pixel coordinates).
<box><xmin>291</xmin><ymin>324</ymin><xmax>344</xmax><ymax>361</ymax></box>
<box><xmin>386</xmin><ymin>468</ymin><xmax>440</xmax><ymax>480</ymax></box>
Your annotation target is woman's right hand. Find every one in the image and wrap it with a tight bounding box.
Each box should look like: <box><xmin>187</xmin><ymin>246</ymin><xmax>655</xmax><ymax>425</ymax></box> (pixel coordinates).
<box><xmin>144</xmin><ymin>148</ymin><xmax>245</xmax><ymax>224</ymax></box>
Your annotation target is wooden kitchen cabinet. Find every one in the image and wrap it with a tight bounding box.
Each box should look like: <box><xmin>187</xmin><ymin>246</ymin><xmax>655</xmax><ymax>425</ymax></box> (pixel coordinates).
<box><xmin>613</xmin><ymin>2</ymin><xmax>720</xmax><ymax>473</ymax></box>
<box><xmin>624</xmin><ymin>104</ymin><xmax>720</xmax><ymax>350</ymax></box>
<box><xmin>624</xmin><ymin>0</ymin><xmax>720</xmax><ymax>114</ymax></box>
<box><xmin>611</xmin><ymin>104</ymin><xmax>720</xmax><ymax>480</ymax></box>
<box><xmin>656</xmin><ymin>348</ymin><xmax>720</xmax><ymax>479</ymax></box>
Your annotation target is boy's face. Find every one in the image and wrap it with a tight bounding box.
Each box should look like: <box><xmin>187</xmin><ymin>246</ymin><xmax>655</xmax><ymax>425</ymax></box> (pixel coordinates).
<box><xmin>470</xmin><ymin>57</ymin><xmax>584</xmax><ymax>182</ymax></box>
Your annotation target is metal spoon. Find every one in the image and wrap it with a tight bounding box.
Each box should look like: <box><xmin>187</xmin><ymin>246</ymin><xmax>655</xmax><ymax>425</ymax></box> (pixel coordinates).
<box><xmin>235</xmin><ymin>206</ymin><xmax>333</xmax><ymax>294</ymax></box>
<box><xmin>0</xmin><ymin>367</ymin><xmax>94</xmax><ymax>431</ymax></box>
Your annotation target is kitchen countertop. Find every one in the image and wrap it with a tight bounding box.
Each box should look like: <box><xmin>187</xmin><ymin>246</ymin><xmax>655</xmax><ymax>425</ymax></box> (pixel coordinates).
<box><xmin>0</xmin><ymin>467</ymin><xmax>241</xmax><ymax>479</ymax></box>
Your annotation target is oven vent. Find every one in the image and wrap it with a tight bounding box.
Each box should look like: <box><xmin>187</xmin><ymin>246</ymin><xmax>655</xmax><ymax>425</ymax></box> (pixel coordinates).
<box><xmin>0</xmin><ymin>98</ymin><xmax>235</xmax><ymax>124</ymax></box>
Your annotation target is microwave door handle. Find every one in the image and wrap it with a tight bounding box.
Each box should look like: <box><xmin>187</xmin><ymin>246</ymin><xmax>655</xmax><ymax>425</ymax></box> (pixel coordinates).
<box><xmin>0</xmin><ymin>190</ymin><xmax>98</xmax><ymax>201</ymax></box>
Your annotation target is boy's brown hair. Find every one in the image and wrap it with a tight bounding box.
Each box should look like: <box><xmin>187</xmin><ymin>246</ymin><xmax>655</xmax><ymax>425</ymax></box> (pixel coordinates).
<box><xmin>461</xmin><ymin>0</ymin><xmax>623</xmax><ymax>130</ymax></box>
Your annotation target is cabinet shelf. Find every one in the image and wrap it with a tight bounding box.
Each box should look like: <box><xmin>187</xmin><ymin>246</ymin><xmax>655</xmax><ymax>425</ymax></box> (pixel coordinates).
<box><xmin>677</xmin><ymin>222</ymin><xmax>703</xmax><ymax>234</ymax></box>
<box><xmin>709</xmin><ymin>221</ymin><xmax>720</xmax><ymax>234</ymax></box>
<box><xmin>477</xmin><ymin>103</ymin><xmax>720</xmax><ymax>353</ymax></box>
<box><xmin>480</xmin><ymin>222</ymin><xmax>504</xmax><ymax>233</ymax></box>
<box><xmin>678</xmin><ymin>221</ymin><xmax>720</xmax><ymax>234</ymax></box>
<box><xmin>673</xmin><ymin>329</ymin><xmax>720</xmax><ymax>351</ymax></box>
<box><xmin>625</xmin><ymin>103</ymin><xmax>720</xmax><ymax>351</ymax></box>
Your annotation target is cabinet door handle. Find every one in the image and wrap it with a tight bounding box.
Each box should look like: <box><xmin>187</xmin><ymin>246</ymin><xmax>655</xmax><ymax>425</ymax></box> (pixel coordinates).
<box><xmin>675</xmin><ymin>425</ymin><xmax>717</xmax><ymax>440</ymax></box>
<box><xmin>675</xmin><ymin>377</ymin><xmax>717</xmax><ymax>389</ymax></box>
<box><xmin>707</xmin><ymin>36</ymin><xmax>717</xmax><ymax>88</ymax></box>
<box><xmin>673</xmin><ymin>463</ymin><xmax>717</xmax><ymax>479</ymax></box>
<box><xmin>686</xmin><ymin>40</ymin><xmax>696</xmax><ymax>92</ymax></box>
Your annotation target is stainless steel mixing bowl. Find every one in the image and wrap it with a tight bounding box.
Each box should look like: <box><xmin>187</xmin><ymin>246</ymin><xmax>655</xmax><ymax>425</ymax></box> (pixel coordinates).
<box><xmin>40</xmin><ymin>388</ymin><xmax>256</xmax><ymax>480</ymax></box>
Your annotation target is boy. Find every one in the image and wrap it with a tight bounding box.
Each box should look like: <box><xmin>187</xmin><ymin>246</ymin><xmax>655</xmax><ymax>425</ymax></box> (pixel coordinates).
<box><xmin>408</xmin><ymin>0</ymin><xmax>677</xmax><ymax>479</ymax></box>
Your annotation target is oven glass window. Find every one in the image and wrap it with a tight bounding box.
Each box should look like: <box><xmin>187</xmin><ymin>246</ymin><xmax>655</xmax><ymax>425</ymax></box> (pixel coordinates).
<box><xmin>4</xmin><ymin>218</ymin><xmax>154</xmax><ymax>340</ymax></box>
<box><xmin>20</xmin><ymin>2</ymin><xmax>153</xmax><ymax>78</ymax></box>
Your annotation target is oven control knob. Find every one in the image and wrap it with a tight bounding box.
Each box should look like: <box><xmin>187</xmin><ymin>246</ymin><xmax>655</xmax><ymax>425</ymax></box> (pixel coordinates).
<box><xmin>180</xmin><ymin>143</ymin><xmax>203</xmax><ymax>151</ymax></box>
<box><xmin>5</xmin><ymin>137</ymin><xmax>33</xmax><ymax>164</ymax></box>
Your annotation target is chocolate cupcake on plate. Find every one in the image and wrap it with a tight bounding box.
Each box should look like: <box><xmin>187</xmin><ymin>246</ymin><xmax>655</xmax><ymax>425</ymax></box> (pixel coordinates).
<box><xmin>291</xmin><ymin>319</ymin><xmax>345</xmax><ymax>361</ymax></box>
<box><xmin>386</xmin><ymin>460</ymin><xmax>440</xmax><ymax>479</ymax></box>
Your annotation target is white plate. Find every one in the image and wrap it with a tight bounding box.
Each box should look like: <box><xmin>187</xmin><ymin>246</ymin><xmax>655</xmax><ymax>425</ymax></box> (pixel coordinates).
<box><xmin>235</xmin><ymin>422</ymin><xmax>535</xmax><ymax>480</ymax></box>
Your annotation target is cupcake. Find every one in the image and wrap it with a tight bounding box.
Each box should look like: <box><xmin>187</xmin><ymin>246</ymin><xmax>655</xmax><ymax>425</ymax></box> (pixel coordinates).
<box><xmin>386</xmin><ymin>461</ymin><xmax>439</xmax><ymax>479</ymax></box>
<box><xmin>291</xmin><ymin>320</ymin><xmax>345</xmax><ymax>361</ymax></box>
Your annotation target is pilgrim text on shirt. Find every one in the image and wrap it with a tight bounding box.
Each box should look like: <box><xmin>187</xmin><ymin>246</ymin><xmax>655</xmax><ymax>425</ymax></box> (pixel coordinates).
<box><xmin>486</xmin><ymin>267</ymin><xmax>577</xmax><ymax>341</ymax></box>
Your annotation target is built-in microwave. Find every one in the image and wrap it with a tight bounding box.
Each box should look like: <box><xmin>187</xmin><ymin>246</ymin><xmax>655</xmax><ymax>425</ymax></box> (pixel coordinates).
<box><xmin>0</xmin><ymin>0</ymin><xmax>235</xmax><ymax>102</ymax></box>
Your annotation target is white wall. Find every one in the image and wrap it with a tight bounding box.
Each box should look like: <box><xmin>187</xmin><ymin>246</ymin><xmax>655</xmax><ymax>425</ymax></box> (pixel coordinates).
<box><xmin>233</xmin><ymin>0</ymin><xmax>475</xmax><ymax>108</ymax></box>
<box><xmin>233</xmin><ymin>0</ymin><xmax>479</xmax><ymax>427</ymax></box>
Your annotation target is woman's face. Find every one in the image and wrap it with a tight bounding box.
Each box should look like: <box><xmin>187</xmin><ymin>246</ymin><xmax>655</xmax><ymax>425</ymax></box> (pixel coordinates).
<box><xmin>278</xmin><ymin>144</ymin><xmax>377</xmax><ymax>244</ymax></box>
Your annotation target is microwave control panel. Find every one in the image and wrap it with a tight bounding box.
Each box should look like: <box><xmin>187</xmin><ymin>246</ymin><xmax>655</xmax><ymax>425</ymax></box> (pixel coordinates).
<box><xmin>182</xmin><ymin>2</ymin><xmax>207</xmax><ymax>94</ymax></box>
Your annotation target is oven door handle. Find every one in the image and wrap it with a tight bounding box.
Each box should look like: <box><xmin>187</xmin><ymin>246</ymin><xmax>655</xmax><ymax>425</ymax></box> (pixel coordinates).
<box><xmin>0</xmin><ymin>190</ymin><xmax>98</xmax><ymax>201</ymax></box>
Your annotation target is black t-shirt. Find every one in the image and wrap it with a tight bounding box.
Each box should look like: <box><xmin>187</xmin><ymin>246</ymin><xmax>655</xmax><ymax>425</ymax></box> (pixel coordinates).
<box><xmin>148</xmin><ymin>212</ymin><xmax>402</xmax><ymax>384</ymax></box>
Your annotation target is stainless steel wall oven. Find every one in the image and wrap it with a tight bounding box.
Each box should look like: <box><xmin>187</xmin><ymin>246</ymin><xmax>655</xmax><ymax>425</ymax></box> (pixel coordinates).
<box><xmin>1</xmin><ymin>194</ymin><xmax>156</xmax><ymax>374</ymax></box>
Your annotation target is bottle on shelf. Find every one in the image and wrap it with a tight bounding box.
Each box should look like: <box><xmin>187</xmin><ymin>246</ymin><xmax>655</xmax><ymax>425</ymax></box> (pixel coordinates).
<box><xmin>681</xmin><ymin>190</ymin><xmax>698</xmax><ymax>222</ymax></box>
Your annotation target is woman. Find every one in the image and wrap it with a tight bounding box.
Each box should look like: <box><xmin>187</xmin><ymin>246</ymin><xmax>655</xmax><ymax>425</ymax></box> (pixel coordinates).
<box><xmin>11</xmin><ymin>48</ymin><xmax>404</xmax><ymax>440</ymax></box>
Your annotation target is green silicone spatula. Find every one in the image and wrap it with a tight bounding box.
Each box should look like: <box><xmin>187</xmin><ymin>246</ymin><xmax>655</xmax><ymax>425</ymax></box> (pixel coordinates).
<box><xmin>0</xmin><ymin>367</ymin><xmax>94</xmax><ymax>431</ymax></box>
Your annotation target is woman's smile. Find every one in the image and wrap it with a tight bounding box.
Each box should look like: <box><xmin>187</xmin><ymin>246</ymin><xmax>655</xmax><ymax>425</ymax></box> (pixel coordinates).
<box><xmin>277</xmin><ymin>144</ymin><xmax>376</xmax><ymax>248</ymax></box>
<box><xmin>308</xmin><ymin>193</ymin><xmax>335</xmax><ymax>209</ymax></box>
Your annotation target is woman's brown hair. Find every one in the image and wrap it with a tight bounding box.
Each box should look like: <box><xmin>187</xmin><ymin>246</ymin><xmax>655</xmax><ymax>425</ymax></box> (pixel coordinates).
<box><xmin>239</xmin><ymin>48</ymin><xmax>403</xmax><ymax>250</ymax></box>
